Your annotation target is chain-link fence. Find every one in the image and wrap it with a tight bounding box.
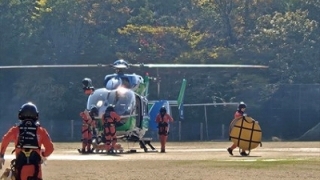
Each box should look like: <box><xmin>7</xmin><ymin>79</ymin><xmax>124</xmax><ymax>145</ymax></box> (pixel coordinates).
<box><xmin>0</xmin><ymin>84</ymin><xmax>319</xmax><ymax>142</ymax></box>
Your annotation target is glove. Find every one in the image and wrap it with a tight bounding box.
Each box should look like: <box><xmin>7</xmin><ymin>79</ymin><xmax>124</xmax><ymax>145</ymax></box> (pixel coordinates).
<box><xmin>41</xmin><ymin>157</ymin><xmax>47</xmax><ymax>166</ymax></box>
<box><xmin>0</xmin><ymin>157</ymin><xmax>5</xmax><ymax>170</ymax></box>
<box><xmin>40</xmin><ymin>150</ymin><xmax>47</xmax><ymax>166</ymax></box>
<box><xmin>80</xmin><ymin>112</ymin><xmax>85</xmax><ymax>119</ymax></box>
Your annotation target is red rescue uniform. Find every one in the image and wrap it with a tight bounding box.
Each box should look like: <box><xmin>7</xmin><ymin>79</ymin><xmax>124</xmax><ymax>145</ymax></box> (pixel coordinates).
<box><xmin>0</xmin><ymin>125</ymin><xmax>54</xmax><ymax>180</ymax></box>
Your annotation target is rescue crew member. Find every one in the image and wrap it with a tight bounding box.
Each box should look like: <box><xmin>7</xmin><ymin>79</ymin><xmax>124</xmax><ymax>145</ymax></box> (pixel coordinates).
<box><xmin>0</xmin><ymin>102</ymin><xmax>54</xmax><ymax>180</ymax></box>
<box><xmin>155</xmin><ymin>106</ymin><xmax>174</xmax><ymax>153</ymax></box>
<box><xmin>79</xmin><ymin>106</ymin><xmax>98</xmax><ymax>154</ymax></box>
<box><xmin>89</xmin><ymin>106</ymin><xmax>99</xmax><ymax>137</ymax></box>
<box><xmin>102</xmin><ymin>105</ymin><xmax>121</xmax><ymax>153</ymax></box>
<box><xmin>227</xmin><ymin>101</ymin><xmax>249</xmax><ymax>156</ymax></box>
<box><xmin>82</xmin><ymin>78</ymin><xmax>95</xmax><ymax>95</ymax></box>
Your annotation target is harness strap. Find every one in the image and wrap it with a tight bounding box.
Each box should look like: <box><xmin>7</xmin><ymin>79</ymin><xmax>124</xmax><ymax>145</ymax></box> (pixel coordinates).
<box><xmin>82</xmin><ymin>128</ymin><xmax>89</xmax><ymax>134</ymax></box>
<box><xmin>103</xmin><ymin>121</ymin><xmax>116</xmax><ymax>136</ymax></box>
<box><xmin>158</xmin><ymin>122</ymin><xmax>168</xmax><ymax>135</ymax></box>
<box><xmin>15</xmin><ymin>149</ymin><xmax>41</xmax><ymax>180</ymax></box>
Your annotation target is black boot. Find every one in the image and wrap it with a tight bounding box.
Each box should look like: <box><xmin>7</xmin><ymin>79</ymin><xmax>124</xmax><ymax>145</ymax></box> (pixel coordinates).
<box><xmin>227</xmin><ymin>148</ymin><xmax>233</xmax><ymax>156</ymax></box>
<box><xmin>240</xmin><ymin>151</ymin><xmax>248</xmax><ymax>156</ymax></box>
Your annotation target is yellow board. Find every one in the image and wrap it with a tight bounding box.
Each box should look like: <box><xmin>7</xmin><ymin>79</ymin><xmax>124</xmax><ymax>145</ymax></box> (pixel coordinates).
<box><xmin>229</xmin><ymin>116</ymin><xmax>262</xmax><ymax>151</ymax></box>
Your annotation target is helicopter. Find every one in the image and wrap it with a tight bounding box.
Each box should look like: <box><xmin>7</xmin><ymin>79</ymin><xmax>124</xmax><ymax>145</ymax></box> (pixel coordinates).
<box><xmin>0</xmin><ymin>59</ymin><xmax>268</xmax><ymax>153</ymax></box>
<box><xmin>80</xmin><ymin>59</ymin><xmax>188</xmax><ymax>153</ymax></box>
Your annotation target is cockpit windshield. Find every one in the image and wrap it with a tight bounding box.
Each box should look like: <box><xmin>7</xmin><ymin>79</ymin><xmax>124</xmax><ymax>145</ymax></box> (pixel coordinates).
<box><xmin>86</xmin><ymin>88</ymin><xmax>136</xmax><ymax>116</ymax></box>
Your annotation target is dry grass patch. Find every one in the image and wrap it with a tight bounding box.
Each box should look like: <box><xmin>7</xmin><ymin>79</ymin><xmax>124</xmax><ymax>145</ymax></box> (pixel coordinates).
<box><xmin>43</xmin><ymin>159</ymin><xmax>320</xmax><ymax>180</ymax></box>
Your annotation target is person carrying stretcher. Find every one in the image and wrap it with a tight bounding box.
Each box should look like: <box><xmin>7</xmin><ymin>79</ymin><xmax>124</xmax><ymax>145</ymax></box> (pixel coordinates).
<box><xmin>101</xmin><ymin>105</ymin><xmax>121</xmax><ymax>153</ymax></box>
<box><xmin>78</xmin><ymin>106</ymin><xmax>98</xmax><ymax>154</ymax></box>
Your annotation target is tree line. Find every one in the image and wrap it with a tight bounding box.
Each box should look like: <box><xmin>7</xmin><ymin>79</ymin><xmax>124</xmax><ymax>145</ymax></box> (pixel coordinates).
<box><xmin>0</xmin><ymin>0</ymin><xmax>319</xmax><ymax>139</ymax></box>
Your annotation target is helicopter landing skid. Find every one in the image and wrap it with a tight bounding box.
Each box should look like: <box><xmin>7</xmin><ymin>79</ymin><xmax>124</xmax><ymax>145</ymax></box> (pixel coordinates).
<box><xmin>139</xmin><ymin>138</ymin><xmax>157</xmax><ymax>153</ymax></box>
<box><xmin>125</xmin><ymin>138</ymin><xmax>158</xmax><ymax>153</ymax></box>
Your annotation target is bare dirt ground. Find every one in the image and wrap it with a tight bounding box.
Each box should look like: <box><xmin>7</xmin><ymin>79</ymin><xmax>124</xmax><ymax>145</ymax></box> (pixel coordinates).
<box><xmin>1</xmin><ymin>141</ymin><xmax>319</xmax><ymax>180</ymax></box>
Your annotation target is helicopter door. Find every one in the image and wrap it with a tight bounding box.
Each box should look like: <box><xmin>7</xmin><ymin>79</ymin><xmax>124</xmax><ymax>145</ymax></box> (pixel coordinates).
<box><xmin>135</xmin><ymin>95</ymin><xmax>143</xmax><ymax>128</ymax></box>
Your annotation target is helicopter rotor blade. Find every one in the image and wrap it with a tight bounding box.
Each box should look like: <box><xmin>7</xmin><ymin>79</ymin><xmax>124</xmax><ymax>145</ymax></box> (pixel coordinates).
<box><xmin>0</xmin><ymin>63</ymin><xmax>268</xmax><ymax>69</ymax></box>
<box><xmin>0</xmin><ymin>64</ymin><xmax>111</xmax><ymax>69</ymax></box>
<box><xmin>130</xmin><ymin>64</ymin><xmax>268</xmax><ymax>68</ymax></box>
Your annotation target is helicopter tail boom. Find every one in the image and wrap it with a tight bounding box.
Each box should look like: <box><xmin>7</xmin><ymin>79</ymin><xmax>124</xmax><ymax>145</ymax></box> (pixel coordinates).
<box><xmin>148</xmin><ymin>79</ymin><xmax>187</xmax><ymax>130</ymax></box>
<box><xmin>177</xmin><ymin>79</ymin><xmax>186</xmax><ymax>120</ymax></box>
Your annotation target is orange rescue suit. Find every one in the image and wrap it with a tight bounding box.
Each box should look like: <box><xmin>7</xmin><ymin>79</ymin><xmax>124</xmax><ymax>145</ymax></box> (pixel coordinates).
<box><xmin>0</xmin><ymin>125</ymin><xmax>54</xmax><ymax>180</ymax></box>
<box><xmin>102</xmin><ymin>111</ymin><xmax>121</xmax><ymax>150</ymax></box>
<box><xmin>229</xmin><ymin>111</ymin><xmax>244</xmax><ymax>134</ymax></box>
<box><xmin>80</xmin><ymin>111</ymin><xmax>96</xmax><ymax>152</ymax></box>
<box><xmin>156</xmin><ymin>113</ymin><xmax>174</xmax><ymax>152</ymax></box>
<box><xmin>229</xmin><ymin>110</ymin><xmax>245</xmax><ymax>152</ymax></box>
<box><xmin>234</xmin><ymin>111</ymin><xmax>243</xmax><ymax>119</ymax></box>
